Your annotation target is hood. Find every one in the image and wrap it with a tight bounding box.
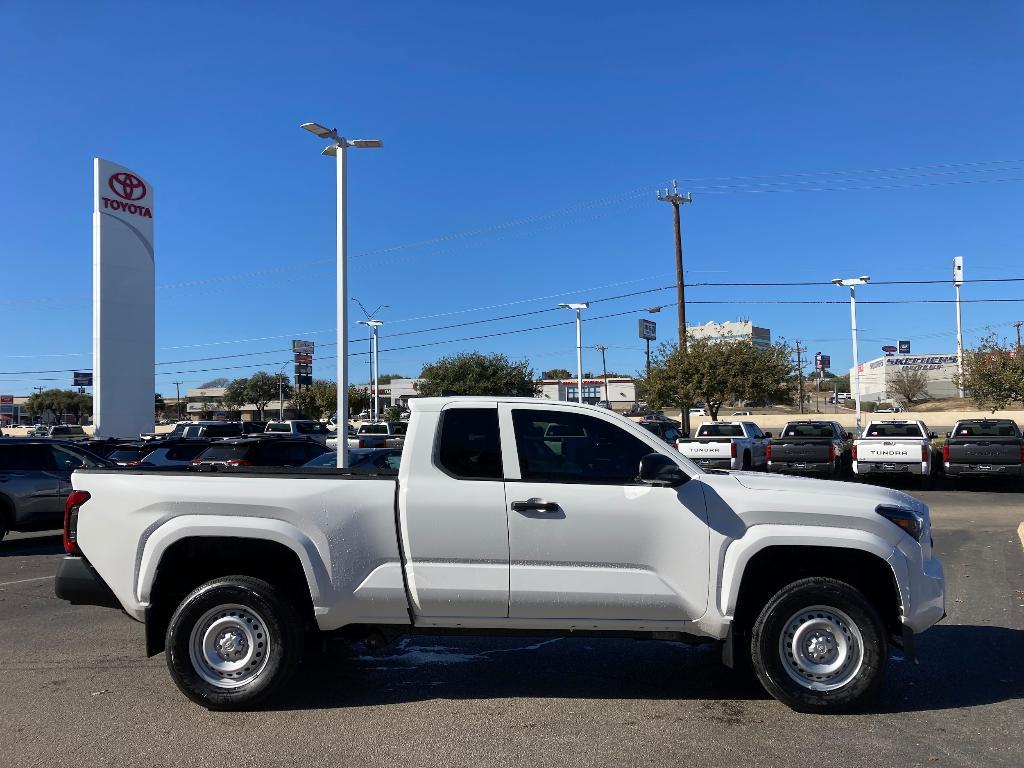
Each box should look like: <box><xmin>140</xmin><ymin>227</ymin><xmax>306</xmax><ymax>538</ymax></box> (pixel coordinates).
<box><xmin>705</xmin><ymin>470</ymin><xmax>927</xmax><ymax>517</ymax></box>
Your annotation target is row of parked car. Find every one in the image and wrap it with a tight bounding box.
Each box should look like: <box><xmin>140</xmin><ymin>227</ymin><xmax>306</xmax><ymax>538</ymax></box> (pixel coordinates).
<box><xmin>636</xmin><ymin>414</ymin><xmax>1024</xmax><ymax>489</ymax></box>
<box><xmin>0</xmin><ymin>418</ymin><xmax>408</xmax><ymax>541</ymax></box>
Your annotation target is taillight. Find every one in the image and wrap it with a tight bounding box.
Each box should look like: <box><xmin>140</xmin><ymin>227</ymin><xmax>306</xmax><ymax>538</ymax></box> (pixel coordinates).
<box><xmin>64</xmin><ymin>490</ymin><xmax>91</xmax><ymax>555</ymax></box>
<box><xmin>943</xmin><ymin>444</ymin><xmax>950</xmax><ymax>462</ymax></box>
<box><xmin>730</xmin><ymin>442</ymin><xmax>737</xmax><ymax>458</ymax></box>
<box><xmin>126</xmin><ymin>460</ymin><xmax>144</xmax><ymax>467</ymax></box>
<box><xmin>190</xmin><ymin>459</ymin><xmax>203</xmax><ymax>465</ymax></box>
<box><xmin>921</xmin><ymin>445</ymin><xmax>928</xmax><ymax>462</ymax></box>
<box><xmin>766</xmin><ymin>443</ymin><xmax>772</xmax><ymax>461</ymax></box>
<box><xmin>1019</xmin><ymin>444</ymin><xmax>1024</xmax><ymax>463</ymax></box>
<box><xmin>851</xmin><ymin>444</ymin><xmax>858</xmax><ymax>461</ymax></box>
<box><xmin>225</xmin><ymin>459</ymin><xmax>253</xmax><ymax>466</ymax></box>
<box><xmin>358</xmin><ymin>440</ymin><xmax>365</xmax><ymax>448</ymax></box>
<box><xmin>828</xmin><ymin>444</ymin><xmax>835</xmax><ymax>462</ymax></box>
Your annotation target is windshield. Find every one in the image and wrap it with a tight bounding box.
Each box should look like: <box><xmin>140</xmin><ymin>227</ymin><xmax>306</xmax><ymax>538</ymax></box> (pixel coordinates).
<box><xmin>266</xmin><ymin>423</ymin><xmax>292</xmax><ymax>433</ymax></box>
<box><xmin>864</xmin><ymin>423</ymin><xmax>925</xmax><ymax>438</ymax></box>
<box><xmin>359</xmin><ymin>424</ymin><xmax>389</xmax><ymax>435</ymax></box>
<box><xmin>954</xmin><ymin>421</ymin><xmax>1020</xmax><ymax>438</ymax></box>
<box><xmin>697</xmin><ymin>424</ymin><xmax>743</xmax><ymax>437</ymax></box>
<box><xmin>295</xmin><ymin>422</ymin><xmax>330</xmax><ymax>435</ymax></box>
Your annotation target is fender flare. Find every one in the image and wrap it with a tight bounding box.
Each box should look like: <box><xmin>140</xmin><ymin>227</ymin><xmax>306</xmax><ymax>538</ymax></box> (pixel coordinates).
<box><xmin>136</xmin><ymin>515</ymin><xmax>331</xmax><ymax>611</ymax></box>
<box><xmin>719</xmin><ymin>524</ymin><xmax>902</xmax><ymax>618</ymax></box>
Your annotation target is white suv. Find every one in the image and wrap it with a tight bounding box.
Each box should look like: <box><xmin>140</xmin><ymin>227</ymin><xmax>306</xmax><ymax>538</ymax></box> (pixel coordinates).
<box><xmin>264</xmin><ymin>420</ymin><xmax>332</xmax><ymax>444</ymax></box>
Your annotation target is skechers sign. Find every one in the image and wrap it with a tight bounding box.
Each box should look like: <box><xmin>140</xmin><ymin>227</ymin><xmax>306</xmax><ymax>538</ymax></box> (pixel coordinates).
<box><xmin>101</xmin><ymin>172</ymin><xmax>152</xmax><ymax>218</ymax></box>
<box><xmin>885</xmin><ymin>355</ymin><xmax>957</xmax><ymax>371</ymax></box>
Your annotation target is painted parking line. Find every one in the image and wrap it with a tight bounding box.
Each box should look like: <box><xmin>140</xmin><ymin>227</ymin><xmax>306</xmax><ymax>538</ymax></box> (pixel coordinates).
<box><xmin>0</xmin><ymin>575</ymin><xmax>55</xmax><ymax>588</ymax></box>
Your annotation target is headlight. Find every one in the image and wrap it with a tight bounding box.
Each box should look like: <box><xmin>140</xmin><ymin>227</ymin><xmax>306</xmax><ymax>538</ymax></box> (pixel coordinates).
<box><xmin>876</xmin><ymin>505</ymin><xmax>925</xmax><ymax>541</ymax></box>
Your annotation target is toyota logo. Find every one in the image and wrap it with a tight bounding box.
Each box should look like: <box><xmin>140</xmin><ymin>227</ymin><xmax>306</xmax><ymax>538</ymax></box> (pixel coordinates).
<box><xmin>108</xmin><ymin>172</ymin><xmax>147</xmax><ymax>201</ymax></box>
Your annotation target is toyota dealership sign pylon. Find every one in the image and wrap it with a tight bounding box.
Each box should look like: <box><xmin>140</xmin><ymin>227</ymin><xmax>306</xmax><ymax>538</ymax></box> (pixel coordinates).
<box><xmin>92</xmin><ymin>158</ymin><xmax>154</xmax><ymax>438</ymax></box>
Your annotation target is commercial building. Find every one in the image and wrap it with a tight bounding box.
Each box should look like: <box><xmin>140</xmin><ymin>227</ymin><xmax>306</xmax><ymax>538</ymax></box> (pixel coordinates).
<box><xmin>687</xmin><ymin>320</ymin><xmax>772</xmax><ymax>349</ymax></box>
<box><xmin>535</xmin><ymin>377</ymin><xmax>638</xmax><ymax>409</ymax></box>
<box><xmin>851</xmin><ymin>354</ymin><xmax>960</xmax><ymax>403</ymax></box>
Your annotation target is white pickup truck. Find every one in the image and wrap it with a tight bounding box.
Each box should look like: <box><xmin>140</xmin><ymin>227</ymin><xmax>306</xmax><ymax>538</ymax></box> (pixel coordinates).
<box><xmin>853</xmin><ymin>420</ymin><xmax>938</xmax><ymax>488</ymax></box>
<box><xmin>675</xmin><ymin>421</ymin><xmax>770</xmax><ymax>471</ymax></box>
<box><xmin>55</xmin><ymin>397</ymin><xmax>944</xmax><ymax>713</ymax></box>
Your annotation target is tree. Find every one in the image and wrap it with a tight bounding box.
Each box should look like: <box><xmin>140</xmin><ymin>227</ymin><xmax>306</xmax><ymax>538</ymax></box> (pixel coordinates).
<box><xmin>958</xmin><ymin>333</ymin><xmax>1024</xmax><ymax>412</ymax></box>
<box><xmin>416</xmin><ymin>352</ymin><xmax>536</xmax><ymax>398</ymax></box>
<box><xmin>888</xmin><ymin>368</ymin><xmax>930</xmax><ymax>405</ymax></box>
<box><xmin>222</xmin><ymin>372</ymin><xmax>291</xmax><ymax>420</ymax></box>
<box><xmin>154</xmin><ymin>393</ymin><xmax>165</xmax><ymax>417</ymax></box>
<box><xmin>24</xmin><ymin>389</ymin><xmax>90</xmax><ymax>424</ymax></box>
<box><xmin>645</xmin><ymin>338</ymin><xmax>795</xmax><ymax>421</ymax></box>
<box><xmin>289</xmin><ymin>380</ymin><xmax>354</xmax><ymax>420</ymax></box>
<box><xmin>542</xmin><ymin>368</ymin><xmax>573</xmax><ymax>379</ymax></box>
<box><xmin>199</xmin><ymin>378</ymin><xmax>230</xmax><ymax>389</ymax></box>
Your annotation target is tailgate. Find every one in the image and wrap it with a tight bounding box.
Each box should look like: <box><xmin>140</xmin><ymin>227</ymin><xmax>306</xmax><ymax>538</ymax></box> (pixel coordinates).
<box><xmin>771</xmin><ymin>440</ymin><xmax>831</xmax><ymax>462</ymax></box>
<box><xmin>947</xmin><ymin>440</ymin><xmax>1022</xmax><ymax>465</ymax></box>
<box><xmin>676</xmin><ymin>439</ymin><xmax>732</xmax><ymax>459</ymax></box>
<box><xmin>856</xmin><ymin>440</ymin><xmax>920</xmax><ymax>462</ymax></box>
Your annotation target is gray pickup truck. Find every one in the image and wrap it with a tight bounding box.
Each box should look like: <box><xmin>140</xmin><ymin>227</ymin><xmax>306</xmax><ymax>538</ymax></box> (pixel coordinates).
<box><xmin>767</xmin><ymin>420</ymin><xmax>852</xmax><ymax>478</ymax></box>
<box><xmin>943</xmin><ymin>419</ymin><xmax>1023</xmax><ymax>481</ymax></box>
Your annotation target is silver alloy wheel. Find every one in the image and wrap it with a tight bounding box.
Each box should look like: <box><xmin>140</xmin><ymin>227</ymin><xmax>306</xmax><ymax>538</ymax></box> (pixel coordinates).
<box><xmin>188</xmin><ymin>603</ymin><xmax>271</xmax><ymax>689</ymax></box>
<box><xmin>778</xmin><ymin>604</ymin><xmax>864</xmax><ymax>692</ymax></box>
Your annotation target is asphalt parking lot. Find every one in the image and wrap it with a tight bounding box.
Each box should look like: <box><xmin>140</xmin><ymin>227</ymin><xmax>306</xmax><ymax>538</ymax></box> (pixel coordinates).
<box><xmin>1</xmin><ymin>488</ymin><xmax>1021</xmax><ymax>768</ymax></box>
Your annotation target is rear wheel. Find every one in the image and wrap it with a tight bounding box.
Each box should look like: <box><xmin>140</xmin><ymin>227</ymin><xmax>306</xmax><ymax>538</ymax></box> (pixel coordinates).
<box><xmin>0</xmin><ymin>502</ymin><xmax>11</xmax><ymax>542</ymax></box>
<box><xmin>742</xmin><ymin>451</ymin><xmax>752</xmax><ymax>471</ymax></box>
<box><xmin>750</xmin><ymin>577</ymin><xmax>887</xmax><ymax>712</ymax></box>
<box><xmin>165</xmin><ymin>576</ymin><xmax>303</xmax><ymax>710</ymax></box>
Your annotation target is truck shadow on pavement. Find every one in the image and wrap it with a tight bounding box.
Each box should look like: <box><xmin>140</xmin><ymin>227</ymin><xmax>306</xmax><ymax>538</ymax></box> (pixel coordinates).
<box><xmin>0</xmin><ymin>533</ymin><xmax>63</xmax><ymax>557</ymax></box>
<box><xmin>271</xmin><ymin>624</ymin><xmax>1022</xmax><ymax>714</ymax></box>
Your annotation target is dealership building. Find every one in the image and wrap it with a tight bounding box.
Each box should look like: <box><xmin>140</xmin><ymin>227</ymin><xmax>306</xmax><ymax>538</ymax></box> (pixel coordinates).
<box><xmin>851</xmin><ymin>353</ymin><xmax>960</xmax><ymax>403</ymax></box>
<box><xmin>536</xmin><ymin>377</ymin><xmax>638</xmax><ymax>410</ymax></box>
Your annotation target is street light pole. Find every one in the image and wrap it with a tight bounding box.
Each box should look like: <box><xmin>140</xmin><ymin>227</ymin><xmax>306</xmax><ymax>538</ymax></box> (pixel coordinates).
<box><xmin>368</xmin><ymin>319</ymin><xmax>383</xmax><ymax>421</ymax></box>
<box><xmin>832</xmin><ymin>276</ymin><xmax>870</xmax><ymax>437</ymax></box>
<box><xmin>657</xmin><ymin>180</ymin><xmax>693</xmax><ymax>349</ymax></box>
<box><xmin>301</xmin><ymin>123</ymin><xmax>382</xmax><ymax>468</ymax></box>
<box><xmin>953</xmin><ymin>256</ymin><xmax>965</xmax><ymax>397</ymax></box>
<box><xmin>173</xmin><ymin>381</ymin><xmax>183</xmax><ymax>420</ymax></box>
<box><xmin>559</xmin><ymin>302</ymin><xmax>589</xmax><ymax>403</ymax></box>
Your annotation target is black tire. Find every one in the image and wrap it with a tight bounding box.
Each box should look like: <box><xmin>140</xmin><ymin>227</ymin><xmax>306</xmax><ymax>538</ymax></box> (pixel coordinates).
<box><xmin>742</xmin><ymin>451</ymin><xmax>752</xmax><ymax>471</ymax></box>
<box><xmin>750</xmin><ymin>577</ymin><xmax>887</xmax><ymax>713</ymax></box>
<box><xmin>0</xmin><ymin>501</ymin><xmax>11</xmax><ymax>542</ymax></box>
<box><xmin>165</xmin><ymin>576</ymin><xmax>304</xmax><ymax>710</ymax></box>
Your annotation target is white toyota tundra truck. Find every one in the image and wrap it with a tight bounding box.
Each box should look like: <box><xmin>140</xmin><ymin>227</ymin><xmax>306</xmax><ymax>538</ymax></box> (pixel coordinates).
<box><xmin>55</xmin><ymin>397</ymin><xmax>945</xmax><ymax>712</ymax></box>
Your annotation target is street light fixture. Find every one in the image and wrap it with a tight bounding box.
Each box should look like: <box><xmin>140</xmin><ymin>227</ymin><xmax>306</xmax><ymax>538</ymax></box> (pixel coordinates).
<box><xmin>300</xmin><ymin>121</ymin><xmax>383</xmax><ymax>468</ymax></box>
<box><xmin>558</xmin><ymin>302</ymin><xmax>590</xmax><ymax>404</ymax></box>
<box><xmin>831</xmin><ymin>276</ymin><xmax>870</xmax><ymax>436</ymax></box>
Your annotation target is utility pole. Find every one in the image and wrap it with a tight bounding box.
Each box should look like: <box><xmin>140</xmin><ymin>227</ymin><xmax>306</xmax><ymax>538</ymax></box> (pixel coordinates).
<box><xmin>794</xmin><ymin>341</ymin><xmax>806</xmax><ymax>415</ymax></box>
<box><xmin>595</xmin><ymin>344</ymin><xmax>609</xmax><ymax>406</ymax></box>
<box><xmin>658</xmin><ymin>180</ymin><xmax>693</xmax><ymax>433</ymax></box>
<box><xmin>278</xmin><ymin>371</ymin><xmax>285</xmax><ymax>421</ymax></box>
<box><xmin>1014</xmin><ymin>320</ymin><xmax>1023</xmax><ymax>353</ymax></box>
<box><xmin>173</xmin><ymin>381</ymin><xmax>183</xmax><ymax>420</ymax></box>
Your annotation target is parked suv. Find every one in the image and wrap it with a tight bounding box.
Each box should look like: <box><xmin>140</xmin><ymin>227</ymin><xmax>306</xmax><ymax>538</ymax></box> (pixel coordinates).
<box><xmin>264</xmin><ymin>420</ymin><xmax>332</xmax><ymax>443</ymax></box>
<box><xmin>0</xmin><ymin>440</ymin><xmax>110</xmax><ymax>540</ymax></box>
<box><xmin>192</xmin><ymin>437</ymin><xmax>331</xmax><ymax>468</ymax></box>
<box><xmin>47</xmin><ymin>425</ymin><xmax>88</xmax><ymax>441</ymax></box>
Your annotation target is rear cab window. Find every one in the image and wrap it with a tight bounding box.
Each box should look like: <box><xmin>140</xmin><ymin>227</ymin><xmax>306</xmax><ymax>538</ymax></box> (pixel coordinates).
<box><xmin>954</xmin><ymin>421</ymin><xmax>1021</xmax><ymax>438</ymax></box>
<box><xmin>697</xmin><ymin>424</ymin><xmax>744</xmax><ymax>438</ymax></box>
<box><xmin>436</xmin><ymin>408</ymin><xmax>502</xmax><ymax>480</ymax></box>
<box><xmin>864</xmin><ymin>423</ymin><xmax>926</xmax><ymax>438</ymax></box>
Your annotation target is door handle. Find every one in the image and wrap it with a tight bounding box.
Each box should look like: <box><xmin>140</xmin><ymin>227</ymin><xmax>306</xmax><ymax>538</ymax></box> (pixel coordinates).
<box><xmin>511</xmin><ymin>498</ymin><xmax>560</xmax><ymax>513</ymax></box>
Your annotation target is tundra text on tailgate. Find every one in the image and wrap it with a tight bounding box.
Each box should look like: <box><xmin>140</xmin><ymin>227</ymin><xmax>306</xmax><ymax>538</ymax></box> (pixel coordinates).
<box><xmin>55</xmin><ymin>398</ymin><xmax>945</xmax><ymax>713</ymax></box>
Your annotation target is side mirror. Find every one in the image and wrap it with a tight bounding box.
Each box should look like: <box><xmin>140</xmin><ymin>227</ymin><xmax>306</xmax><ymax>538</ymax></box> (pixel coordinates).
<box><xmin>845</xmin><ymin>432</ymin><xmax>854</xmax><ymax>440</ymax></box>
<box><xmin>928</xmin><ymin>432</ymin><xmax>937</xmax><ymax>440</ymax></box>
<box><xmin>639</xmin><ymin>453</ymin><xmax>689</xmax><ymax>487</ymax></box>
<box><xmin>945</xmin><ymin>431</ymin><xmax>952</xmax><ymax>439</ymax></box>
<box><xmin>763</xmin><ymin>431</ymin><xmax>772</xmax><ymax>439</ymax></box>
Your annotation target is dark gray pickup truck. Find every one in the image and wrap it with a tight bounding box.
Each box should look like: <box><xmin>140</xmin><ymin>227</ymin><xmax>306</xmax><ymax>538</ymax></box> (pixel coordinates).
<box><xmin>767</xmin><ymin>420</ymin><xmax>852</xmax><ymax>477</ymax></box>
<box><xmin>943</xmin><ymin>419</ymin><xmax>1023</xmax><ymax>481</ymax></box>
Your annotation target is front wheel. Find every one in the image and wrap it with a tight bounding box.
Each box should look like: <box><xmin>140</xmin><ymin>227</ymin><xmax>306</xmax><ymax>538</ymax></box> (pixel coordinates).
<box><xmin>749</xmin><ymin>577</ymin><xmax>887</xmax><ymax>712</ymax></box>
<box><xmin>165</xmin><ymin>576</ymin><xmax>304</xmax><ymax>710</ymax></box>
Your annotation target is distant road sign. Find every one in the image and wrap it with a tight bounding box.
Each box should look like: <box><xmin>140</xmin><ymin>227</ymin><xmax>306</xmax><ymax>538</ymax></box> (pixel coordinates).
<box><xmin>898</xmin><ymin>340</ymin><xmax>911</xmax><ymax>354</ymax></box>
<box><xmin>881</xmin><ymin>345</ymin><xmax>898</xmax><ymax>355</ymax></box>
<box><xmin>292</xmin><ymin>340</ymin><xmax>315</xmax><ymax>354</ymax></box>
<box><xmin>73</xmin><ymin>372</ymin><xmax>93</xmax><ymax>387</ymax></box>
<box><xmin>0</xmin><ymin>395</ymin><xmax>13</xmax><ymax>405</ymax></box>
<box><xmin>638</xmin><ymin>319</ymin><xmax>657</xmax><ymax>341</ymax></box>
<box><xmin>294</xmin><ymin>353</ymin><xmax>312</xmax><ymax>365</ymax></box>
<box><xmin>815</xmin><ymin>353</ymin><xmax>830</xmax><ymax>370</ymax></box>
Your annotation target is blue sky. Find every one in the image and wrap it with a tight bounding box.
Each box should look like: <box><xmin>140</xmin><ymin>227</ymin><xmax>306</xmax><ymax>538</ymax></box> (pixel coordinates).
<box><xmin>2</xmin><ymin>1</ymin><xmax>1023</xmax><ymax>395</ymax></box>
